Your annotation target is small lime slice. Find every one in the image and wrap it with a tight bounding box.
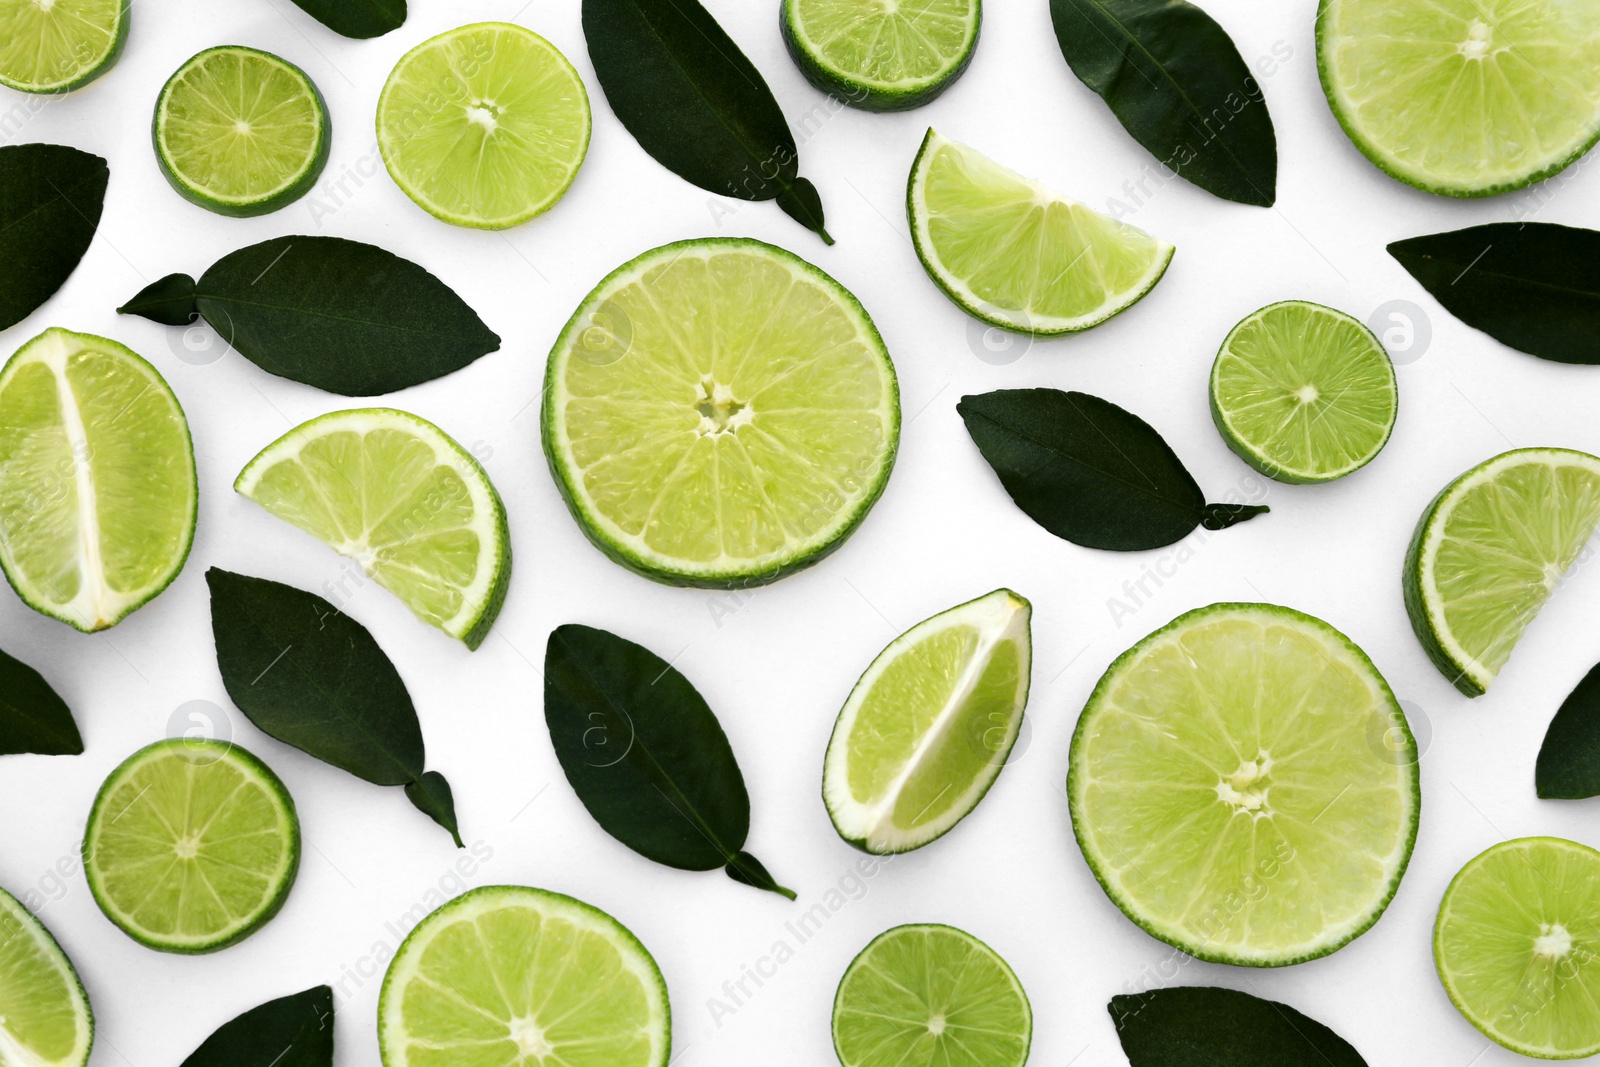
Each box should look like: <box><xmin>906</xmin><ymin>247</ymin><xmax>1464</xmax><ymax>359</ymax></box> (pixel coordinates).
<box><xmin>1436</xmin><ymin>837</ymin><xmax>1600</xmax><ymax>1058</ymax></box>
<box><xmin>83</xmin><ymin>739</ymin><xmax>300</xmax><ymax>954</ymax></box>
<box><xmin>781</xmin><ymin>0</ymin><xmax>981</xmax><ymax>112</ymax></box>
<box><xmin>378</xmin><ymin>885</ymin><xmax>670</xmax><ymax>1067</ymax></box>
<box><xmin>1210</xmin><ymin>300</ymin><xmax>1397</xmax><ymax>484</ymax></box>
<box><xmin>542</xmin><ymin>238</ymin><xmax>899</xmax><ymax>588</ymax></box>
<box><xmin>0</xmin><ymin>0</ymin><xmax>127</xmax><ymax>94</ymax></box>
<box><xmin>1405</xmin><ymin>448</ymin><xmax>1600</xmax><ymax>696</ymax></box>
<box><xmin>235</xmin><ymin>408</ymin><xmax>510</xmax><ymax>650</ymax></box>
<box><xmin>823</xmin><ymin>589</ymin><xmax>1031</xmax><ymax>854</ymax></box>
<box><xmin>153</xmin><ymin>46</ymin><xmax>330</xmax><ymax>217</ymax></box>
<box><xmin>1069</xmin><ymin>603</ymin><xmax>1419</xmax><ymax>966</ymax></box>
<box><xmin>376</xmin><ymin>22</ymin><xmax>591</xmax><ymax>229</ymax></box>
<box><xmin>833</xmin><ymin>923</ymin><xmax>1030</xmax><ymax>1067</ymax></box>
<box><xmin>0</xmin><ymin>328</ymin><xmax>196</xmax><ymax>632</ymax></box>
<box><xmin>1318</xmin><ymin>0</ymin><xmax>1600</xmax><ymax>197</ymax></box>
<box><xmin>0</xmin><ymin>885</ymin><xmax>93</xmax><ymax>1067</ymax></box>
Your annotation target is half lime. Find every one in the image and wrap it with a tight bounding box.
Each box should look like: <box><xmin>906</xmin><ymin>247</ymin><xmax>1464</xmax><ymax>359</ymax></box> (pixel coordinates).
<box><xmin>0</xmin><ymin>885</ymin><xmax>93</xmax><ymax>1067</ymax></box>
<box><xmin>0</xmin><ymin>0</ymin><xmax>127</xmax><ymax>93</ymax></box>
<box><xmin>781</xmin><ymin>0</ymin><xmax>981</xmax><ymax>111</ymax></box>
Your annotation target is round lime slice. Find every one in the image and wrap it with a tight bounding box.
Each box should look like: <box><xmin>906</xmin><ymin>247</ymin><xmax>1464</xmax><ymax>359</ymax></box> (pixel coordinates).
<box><xmin>376</xmin><ymin>22</ymin><xmax>591</xmax><ymax>229</ymax></box>
<box><xmin>1436</xmin><ymin>837</ymin><xmax>1600</xmax><ymax>1059</ymax></box>
<box><xmin>1317</xmin><ymin>0</ymin><xmax>1600</xmax><ymax>197</ymax></box>
<box><xmin>0</xmin><ymin>885</ymin><xmax>93</xmax><ymax>1067</ymax></box>
<box><xmin>378</xmin><ymin>885</ymin><xmax>670</xmax><ymax>1067</ymax></box>
<box><xmin>83</xmin><ymin>739</ymin><xmax>300</xmax><ymax>954</ymax></box>
<box><xmin>542</xmin><ymin>238</ymin><xmax>899</xmax><ymax>587</ymax></box>
<box><xmin>1069</xmin><ymin>602</ymin><xmax>1419</xmax><ymax>966</ymax></box>
<box><xmin>781</xmin><ymin>0</ymin><xmax>981</xmax><ymax>112</ymax></box>
<box><xmin>1405</xmin><ymin>448</ymin><xmax>1600</xmax><ymax>696</ymax></box>
<box><xmin>1209</xmin><ymin>300</ymin><xmax>1397</xmax><ymax>484</ymax></box>
<box><xmin>0</xmin><ymin>0</ymin><xmax>127</xmax><ymax>94</ymax></box>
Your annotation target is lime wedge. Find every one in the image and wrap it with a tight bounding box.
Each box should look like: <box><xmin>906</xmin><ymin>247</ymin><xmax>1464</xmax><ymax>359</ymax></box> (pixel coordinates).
<box><xmin>0</xmin><ymin>0</ymin><xmax>126</xmax><ymax>94</ymax></box>
<box><xmin>83</xmin><ymin>739</ymin><xmax>300</xmax><ymax>954</ymax></box>
<box><xmin>235</xmin><ymin>408</ymin><xmax>510</xmax><ymax>650</ymax></box>
<box><xmin>378</xmin><ymin>885</ymin><xmax>670</xmax><ymax>1067</ymax></box>
<box><xmin>0</xmin><ymin>328</ymin><xmax>196</xmax><ymax>632</ymax></box>
<box><xmin>542</xmin><ymin>238</ymin><xmax>899</xmax><ymax>587</ymax></box>
<box><xmin>153</xmin><ymin>46</ymin><xmax>330</xmax><ymax>217</ymax></box>
<box><xmin>833</xmin><ymin>923</ymin><xmax>1030</xmax><ymax>1067</ymax></box>
<box><xmin>1069</xmin><ymin>603</ymin><xmax>1419</xmax><ymax>966</ymax></box>
<box><xmin>1405</xmin><ymin>448</ymin><xmax>1600</xmax><ymax>696</ymax></box>
<box><xmin>781</xmin><ymin>0</ymin><xmax>981</xmax><ymax>112</ymax></box>
<box><xmin>1318</xmin><ymin>0</ymin><xmax>1600</xmax><ymax>196</ymax></box>
<box><xmin>377</xmin><ymin>22</ymin><xmax>591</xmax><ymax>229</ymax></box>
<box><xmin>1436</xmin><ymin>837</ymin><xmax>1600</xmax><ymax>1058</ymax></box>
<box><xmin>1210</xmin><ymin>300</ymin><xmax>1397</xmax><ymax>484</ymax></box>
<box><xmin>823</xmin><ymin>589</ymin><xmax>1030</xmax><ymax>854</ymax></box>
<box><xmin>0</xmin><ymin>886</ymin><xmax>92</xmax><ymax>1067</ymax></box>
<box><xmin>907</xmin><ymin>128</ymin><xmax>1173</xmax><ymax>335</ymax></box>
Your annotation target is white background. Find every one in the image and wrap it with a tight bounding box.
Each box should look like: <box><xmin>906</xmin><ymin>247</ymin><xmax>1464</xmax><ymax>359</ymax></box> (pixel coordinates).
<box><xmin>3</xmin><ymin>0</ymin><xmax>1599</xmax><ymax>1064</ymax></box>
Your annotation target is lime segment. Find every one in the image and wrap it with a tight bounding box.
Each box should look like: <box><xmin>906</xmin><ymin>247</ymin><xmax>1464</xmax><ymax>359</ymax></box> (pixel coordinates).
<box><xmin>0</xmin><ymin>0</ymin><xmax>126</xmax><ymax>93</ymax></box>
<box><xmin>781</xmin><ymin>0</ymin><xmax>981</xmax><ymax>111</ymax></box>
<box><xmin>0</xmin><ymin>886</ymin><xmax>92</xmax><ymax>1067</ymax></box>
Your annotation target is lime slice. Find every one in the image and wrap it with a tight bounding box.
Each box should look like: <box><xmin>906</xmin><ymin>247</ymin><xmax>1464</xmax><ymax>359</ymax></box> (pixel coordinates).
<box><xmin>83</xmin><ymin>739</ymin><xmax>300</xmax><ymax>954</ymax></box>
<box><xmin>1209</xmin><ymin>300</ymin><xmax>1397</xmax><ymax>484</ymax></box>
<box><xmin>376</xmin><ymin>22</ymin><xmax>591</xmax><ymax>229</ymax></box>
<box><xmin>0</xmin><ymin>886</ymin><xmax>92</xmax><ymax>1067</ymax></box>
<box><xmin>781</xmin><ymin>0</ymin><xmax>981</xmax><ymax>112</ymax></box>
<box><xmin>0</xmin><ymin>328</ymin><xmax>196</xmax><ymax>632</ymax></box>
<box><xmin>235</xmin><ymin>408</ymin><xmax>510</xmax><ymax>650</ymax></box>
<box><xmin>1317</xmin><ymin>0</ymin><xmax>1600</xmax><ymax>197</ymax></box>
<box><xmin>1404</xmin><ymin>448</ymin><xmax>1600</xmax><ymax>697</ymax></box>
<box><xmin>542</xmin><ymin>238</ymin><xmax>899</xmax><ymax>587</ymax></box>
<box><xmin>833</xmin><ymin>923</ymin><xmax>1030</xmax><ymax>1067</ymax></box>
<box><xmin>378</xmin><ymin>885</ymin><xmax>670</xmax><ymax>1067</ymax></box>
<box><xmin>907</xmin><ymin>128</ymin><xmax>1173</xmax><ymax>335</ymax></box>
<box><xmin>0</xmin><ymin>0</ymin><xmax>127</xmax><ymax>94</ymax></box>
<box><xmin>153</xmin><ymin>46</ymin><xmax>330</xmax><ymax>217</ymax></box>
<box><xmin>1436</xmin><ymin>837</ymin><xmax>1600</xmax><ymax>1058</ymax></box>
<box><xmin>823</xmin><ymin>589</ymin><xmax>1030</xmax><ymax>854</ymax></box>
<box><xmin>1069</xmin><ymin>602</ymin><xmax>1419</xmax><ymax>966</ymax></box>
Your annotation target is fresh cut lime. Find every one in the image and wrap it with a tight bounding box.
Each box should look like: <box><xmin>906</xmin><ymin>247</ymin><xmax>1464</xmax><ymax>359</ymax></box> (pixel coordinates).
<box><xmin>378</xmin><ymin>885</ymin><xmax>670</xmax><ymax>1067</ymax></box>
<box><xmin>0</xmin><ymin>885</ymin><xmax>93</xmax><ymax>1067</ymax></box>
<box><xmin>0</xmin><ymin>0</ymin><xmax>127</xmax><ymax>93</ymax></box>
<box><xmin>1069</xmin><ymin>603</ymin><xmax>1419</xmax><ymax>966</ymax></box>
<box><xmin>781</xmin><ymin>0</ymin><xmax>981</xmax><ymax>112</ymax></box>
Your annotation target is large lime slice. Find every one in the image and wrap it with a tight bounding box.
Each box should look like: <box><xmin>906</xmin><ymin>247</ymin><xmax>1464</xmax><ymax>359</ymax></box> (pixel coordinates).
<box><xmin>0</xmin><ymin>0</ymin><xmax>126</xmax><ymax>94</ymax></box>
<box><xmin>1318</xmin><ymin>0</ymin><xmax>1600</xmax><ymax>196</ymax></box>
<box><xmin>1436</xmin><ymin>837</ymin><xmax>1600</xmax><ymax>1059</ymax></box>
<box><xmin>781</xmin><ymin>0</ymin><xmax>981</xmax><ymax>112</ymax></box>
<box><xmin>0</xmin><ymin>328</ymin><xmax>196</xmax><ymax>632</ymax></box>
<box><xmin>1069</xmin><ymin>603</ymin><xmax>1419</xmax><ymax>966</ymax></box>
<box><xmin>823</xmin><ymin>589</ymin><xmax>1030</xmax><ymax>854</ymax></box>
<box><xmin>378</xmin><ymin>885</ymin><xmax>670</xmax><ymax>1067</ymax></box>
<box><xmin>1404</xmin><ymin>448</ymin><xmax>1600</xmax><ymax>696</ymax></box>
<box><xmin>542</xmin><ymin>238</ymin><xmax>899</xmax><ymax>587</ymax></box>
<box><xmin>83</xmin><ymin>739</ymin><xmax>300</xmax><ymax>954</ymax></box>
<box><xmin>0</xmin><ymin>885</ymin><xmax>92</xmax><ymax>1067</ymax></box>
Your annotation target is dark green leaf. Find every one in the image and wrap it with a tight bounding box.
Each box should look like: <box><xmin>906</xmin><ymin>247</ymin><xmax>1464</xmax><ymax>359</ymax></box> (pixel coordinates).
<box><xmin>1048</xmin><ymin>0</ymin><xmax>1276</xmax><ymax>207</ymax></box>
<box><xmin>958</xmin><ymin>389</ymin><xmax>1267</xmax><ymax>551</ymax></box>
<box><xmin>207</xmin><ymin>568</ymin><xmax>461</xmax><ymax>844</ymax></box>
<box><xmin>181</xmin><ymin>985</ymin><xmax>333</xmax><ymax>1067</ymax></box>
<box><xmin>544</xmin><ymin>624</ymin><xmax>794</xmax><ymax>899</ymax></box>
<box><xmin>287</xmin><ymin>0</ymin><xmax>405</xmax><ymax>39</ymax></box>
<box><xmin>1110</xmin><ymin>986</ymin><xmax>1367</xmax><ymax>1066</ymax></box>
<box><xmin>118</xmin><ymin>272</ymin><xmax>198</xmax><ymax>326</ymax></box>
<box><xmin>0</xmin><ymin>144</ymin><xmax>108</xmax><ymax>331</ymax></box>
<box><xmin>1389</xmin><ymin>223</ymin><xmax>1600</xmax><ymax>365</ymax></box>
<box><xmin>583</xmin><ymin>0</ymin><xmax>833</xmax><ymax>243</ymax></box>
<box><xmin>0</xmin><ymin>646</ymin><xmax>81</xmax><ymax>756</ymax></box>
<box><xmin>1537</xmin><ymin>661</ymin><xmax>1600</xmax><ymax>798</ymax></box>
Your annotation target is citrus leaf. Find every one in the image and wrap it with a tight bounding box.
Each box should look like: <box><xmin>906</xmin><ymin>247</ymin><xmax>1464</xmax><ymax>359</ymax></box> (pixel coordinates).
<box><xmin>958</xmin><ymin>388</ymin><xmax>1266</xmax><ymax>551</ymax></box>
<box><xmin>181</xmin><ymin>985</ymin><xmax>333</xmax><ymax>1067</ymax></box>
<box><xmin>0</xmin><ymin>144</ymin><xmax>108</xmax><ymax>331</ymax></box>
<box><xmin>1110</xmin><ymin>986</ymin><xmax>1368</xmax><ymax>1065</ymax></box>
<box><xmin>1537</xmin><ymin>662</ymin><xmax>1600</xmax><ymax>799</ymax></box>
<box><xmin>117</xmin><ymin>272</ymin><xmax>198</xmax><ymax>326</ymax></box>
<box><xmin>286</xmin><ymin>0</ymin><xmax>405</xmax><ymax>39</ymax></box>
<box><xmin>1048</xmin><ymin>0</ymin><xmax>1276</xmax><ymax>207</ymax></box>
<box><xmin>0</xmin><ymin>646</ymin><xmax>82</xmax><ymax>756</ymax></box>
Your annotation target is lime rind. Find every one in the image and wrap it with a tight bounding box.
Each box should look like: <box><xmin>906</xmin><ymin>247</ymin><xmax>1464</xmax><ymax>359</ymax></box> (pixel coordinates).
<box><xmin>0</xmin><ymin>885</ymin><xmax>93</xmax><ymax>1067</ymax></box>
<box><xmin>780</xmin><ymin>0</ymin><xmax>981</xmax><ymax>112</ymax></box>
<box><xmin>0</xmin><ymin>0</ymin><xmax>129</xmax><ymax>94</ymax></box>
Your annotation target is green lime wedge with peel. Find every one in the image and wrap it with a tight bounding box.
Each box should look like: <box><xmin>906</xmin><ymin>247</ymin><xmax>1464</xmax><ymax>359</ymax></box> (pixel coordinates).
<box><xmin>1069</xmin><ymin>603</ymin><xmax>1419</xmax><ymax>966</ymax></box>
<box><xmin>153</xmin><ymin>46</ymin><xmax>330</xmax><ymax>217</ymax></box>
<box><xmin>1436</xmin><ymin>837</ymin><xmax>1600</xmax><ymax>1059</ymax></box>
<box><xmin>235</xmin><ymin>408</ymin><xmax>510</xmax><ymax>650</ymax></box>
<box><xmin>1210</xmin><ymin>300</ymin><xmax>1397</xmax><ymax>484</ymax></box>
<box><xmin>1318</xmin><ymin>0</ymin><xmax>1600</xmax><ymax>197</ymax></box>
<box><xmin>0</xmin><ymin>328</ymin><xmax>196</xmax><ymax>632</ymax></box>
<box><xmin>0</xmin><ymin>0</ymin><xmax>127</xmax><ymax>94</ymax></box>
<box><xmin>908</xmin><ymin>128</ymin><xmax>1173</xmax><ymax>335</ymax></box>
<box><xmin>824</xmin><ymin>589</ymin><xmax>1030</xmax><ymax>854</ymax></box>
<box><xmin>0</xmin><ymin>885</ymin><xmax>92</xmax><ymax>1067</ymax></box>
<box><xmin>833</xmin><ymin>923</ymin><xmax>1030</xmax><ymax>1067</ymax></box>
<box><xmin>83</xmin><ymin>739</ymin><xmax>300</xmax><ymax>954</ymax></box>
<box><xmin>781</xmin><ymin>0</ymin><xmax>981</xmax><ymax>112</ymax></box>
<box><xmin>1404</xmin><ymin>448</ymin><xmax>1600</xmax><ymax>697</ymax></box>
<box><xmin>542</xmin><ymin>238</ymin><xmax>899</xmax><ymax>588</ymax></box>
<box><xmin>379</xmin><ymin>885</ymin><xmax>670</xmax><ymax>1067</ymax></box>
<box><xmin>377</xmin><ymin>22</ymin><xmax>591</xmax><ymax>229</ymax></box>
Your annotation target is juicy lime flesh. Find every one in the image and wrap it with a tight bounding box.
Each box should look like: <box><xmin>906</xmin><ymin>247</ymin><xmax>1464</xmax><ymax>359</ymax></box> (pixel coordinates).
<box><xmin>0</xmin><ymin>0</ymin><xmax>120</xmax><ymax>91</ymax></box>
<box><xmin>1071</xmin><ymin>606</ymin><xmax>1416</xmax><ymax>964</ymax></box>
<box><xmin>789</xmin><ymin>0</ymin><xmax>976</xmax><ymax>89</ymax></box>
<box><xmin>1437</xmin><ymin>838</ymin><xmax>1600</xmax><ymax>1057</ymax></box>
<box><xmin>0</xmin><ymin>889</ymin><xmax>90</xmax><ymax>1067</ymax></box>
